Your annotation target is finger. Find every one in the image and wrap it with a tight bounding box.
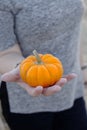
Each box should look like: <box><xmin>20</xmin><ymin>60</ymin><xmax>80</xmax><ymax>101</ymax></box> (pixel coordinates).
<box><xmin>56</xmin><ymin>78</ymin><xmax>67</xmax><ymax>86</ymax></box>
<box><xmin>63</xmin><ymin>73</ymin><xmax>77</xmax><ymax>82</ymax></box>
<box><xmin>42</xmin><ymin>85</ymin><xmax>61</xmax><ymax>96</ymax></box>
<box><xmin>1</xmin><ymin>68</ymin><xmax>20</xmax><ymax>82</ymax></box>
<box><xmin>32</xmin><ymin>86</ymin><xmax>43</xmax><ymax>96</ymax></box>
<box><xmin>18</xmin><ymin>82</ymin><xmax>43</xmax><ymax>96</ymax></box>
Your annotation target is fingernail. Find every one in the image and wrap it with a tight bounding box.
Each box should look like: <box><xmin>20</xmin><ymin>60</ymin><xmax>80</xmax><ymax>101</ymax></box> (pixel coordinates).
<box><xmin>62</xmin><ymin>78</ymin><xmax>67</xmax><ymax>83</ymax></box>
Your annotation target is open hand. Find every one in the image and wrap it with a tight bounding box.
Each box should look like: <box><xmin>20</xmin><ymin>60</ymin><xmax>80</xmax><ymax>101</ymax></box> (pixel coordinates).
<box><xmin>1</xmin><ymin>66</ymin><xmax>77</xmax><ymax>96</ymax></box>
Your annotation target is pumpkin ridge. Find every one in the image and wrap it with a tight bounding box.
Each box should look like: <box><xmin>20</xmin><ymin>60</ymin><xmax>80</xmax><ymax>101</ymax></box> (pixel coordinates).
<box><xmin>44</xmin><ymin>64</ymin><xmax>53</xmax><ymax>85</ymax></box>
<box><xmin>35</xmin><ymin>65</ymin><xmax>40</xmax><ymax>86</ymax></box>
<box><xmin>20</xmin><ymin>63</ymin><xmax>28</xmax><ymax>82</ymax></box>
<box><xmin>54</xmin><ymin>63</ymin><xmax>64</xmax><ymax>75</ymax></box>
<box><xmin>45</xmin><ymin>64</ymin><xmax>62</xmax><ymax>85</ymax></box>
<box><xmin>37</xmin><ymin>65</ymin><xmax>51</xmax><ymax>87</ymax></box>
<box><xmin>24</xmin><ymin>64</ymin><xmax>35</xmax><ymax>84</ymax></box>
<box><xmin>25</xmin><ymin>65</ymin><xmax>33</xmax><ymax>85</ymax></box>
<box><xmin>42</xmin><ymin>55</ymin><xmax>53</xmax><ymax>62</ymax></box>
<box><xmin>54</xmin><ymin>63</ymin><xmax>64</xmax><ymax>80</ymax></box>
<box><xmin>42</xmin><ymin>57</ymin><xmax>61</xmax><ymax>64</ymax></box>
<box><xmin>44</xmin><ymin>64</ymin><xmax>52</xmax><ymax>79</ymax></box>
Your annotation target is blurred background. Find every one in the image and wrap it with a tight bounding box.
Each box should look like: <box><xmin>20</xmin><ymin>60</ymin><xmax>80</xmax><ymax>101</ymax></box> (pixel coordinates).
<box><xmin>81</xmin><ymin>0</ymin><xmax>87</xmax><ymax>107</ymax></box>
<box><xmin>0</xmin><ymin>0</ymin><xmax>87</xmax><ymax>130</ymax></box>
<box><xmin>81</xmin><ymin>0</ymin><xmax>87</xmax><ymax>79</ymax></box>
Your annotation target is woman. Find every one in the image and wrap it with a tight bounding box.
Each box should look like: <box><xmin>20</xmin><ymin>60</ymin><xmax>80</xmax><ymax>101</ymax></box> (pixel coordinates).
<box><xmin>0</xmin><ymin>0</ymin><xmax>87</xmax><ymax>130</ymax></box>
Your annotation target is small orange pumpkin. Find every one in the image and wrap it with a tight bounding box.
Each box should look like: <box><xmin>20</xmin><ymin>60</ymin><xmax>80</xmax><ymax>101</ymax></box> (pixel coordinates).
<box><xmin>19</xmin><ymin>50</ymin><xmax>64</xmax><ymax>88</ymax></box>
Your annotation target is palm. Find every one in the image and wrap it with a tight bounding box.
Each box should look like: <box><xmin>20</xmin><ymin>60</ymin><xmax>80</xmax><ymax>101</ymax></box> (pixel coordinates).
<box><xmin>1</xmin><ymin>66</ymin><xmax>77</xmax><ymax>96</ymax></box>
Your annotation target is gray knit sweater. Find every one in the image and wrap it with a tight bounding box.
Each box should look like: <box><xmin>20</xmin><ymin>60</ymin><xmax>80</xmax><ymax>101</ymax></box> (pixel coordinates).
<box><xmin>0</xmin><ymin>0</ymin><xmax>85</xmax><ymax>113</ymax></box>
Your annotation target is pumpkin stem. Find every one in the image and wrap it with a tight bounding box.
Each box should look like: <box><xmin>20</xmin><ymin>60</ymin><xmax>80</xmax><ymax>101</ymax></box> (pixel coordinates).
<box><xmin>33</xmin><ymin>50</ymin><xmax>43</xmax><ymax>64</ymax></box>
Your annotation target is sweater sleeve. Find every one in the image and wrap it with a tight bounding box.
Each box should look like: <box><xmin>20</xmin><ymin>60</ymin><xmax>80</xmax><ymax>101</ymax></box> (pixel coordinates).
<box><xmin>0</xmin><ymin>9</ymin><xmax>17</xmax><ymax>51</ymax></box>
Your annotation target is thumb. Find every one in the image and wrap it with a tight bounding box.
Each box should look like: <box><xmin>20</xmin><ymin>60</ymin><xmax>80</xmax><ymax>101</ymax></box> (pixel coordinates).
<box><xmin>1</xmin><ymin>68</ymin><xmax>20</xmax><ymax>82</ymax></box>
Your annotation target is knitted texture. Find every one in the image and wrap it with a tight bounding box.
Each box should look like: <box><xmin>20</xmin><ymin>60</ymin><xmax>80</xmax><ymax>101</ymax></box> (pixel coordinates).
<box><xmin>0</xmin><ymin>0</ymin><xmax>85</xmax><ymax>113</ymax></box>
